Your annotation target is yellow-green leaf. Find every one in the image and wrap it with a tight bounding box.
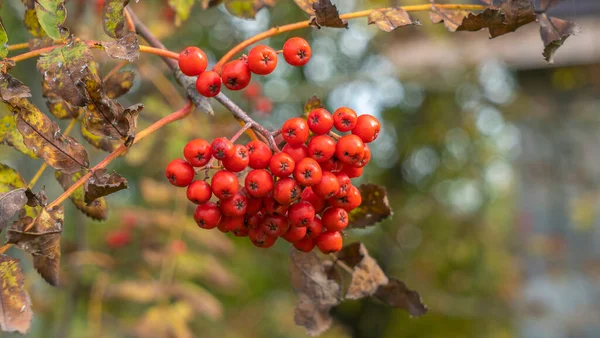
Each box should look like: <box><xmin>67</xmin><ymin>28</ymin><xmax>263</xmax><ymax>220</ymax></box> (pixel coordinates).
<box><xmin>348</xmin><ymin>184</ymin><xmax>393</xmax><ymax>229</ymax></box>
<box><xmin>21</xmin><ymin>1</ymin><xmax>54</xmax><ymax>49</ymax></box>
<box><xmin>35</xmin><ymin>0</ymin><xmax>69</xmax><ymax>41</ymax></box>
<box><xmin>0</xmin><ymin>255</ymin><xmax>33</xmax><ymax>334</ymax></box>
<box><xmin>0</xmin><ymin>115</ymin><xmax>37</xmax><ymax>158</ymax></box>
<box><xmin>224</xmin><ymin>0</ymin><xmax>276</xmax><ymax>19</ymax></box>
<box><xmin>303</xmin><ymin>95</ymin><xmax>323</xmax><ymax>117</ymax></box>
<box><xmin>102</xmin><ymin>0</ymin><xmax>130</xmax><ymax>39</ymax></box>
<box><xmin>0</xmin><ymin>19</ymin><xmax>8</xmax><ymax>58</ymax></box>
<box><xmin>0</xmin><ymin>163</ymin><xmax>27</xmax><ymax>192</ymax></box>
<box><xmin>56</xmin><ymin>171</ymin><xmax>108</xmax><ymax>221</ymax></box>
<box><xmin>168</xmin><ymin>0</ymin><xmax>195</xmax><ymax>25</ymax></box>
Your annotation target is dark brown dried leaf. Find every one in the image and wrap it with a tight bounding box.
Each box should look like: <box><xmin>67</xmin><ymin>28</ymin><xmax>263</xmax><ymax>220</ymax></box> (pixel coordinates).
<box><xmin>303</xmin><ymin>95</ymin><xmax>323</xmax><ymax>116</ymax></box>
<box><xmin>490</xmin><ymin>0</ymin><xmax>536</xmax><ymax>38</ymax></box>
<box><xmin>348</xmin><ymin>184</ymin><xmax>393</xmax><ymax>229</ymax></box>
<box><xmin>7</xmin><ymin>205</ymin><xmax>64</xmax><ymax>286</ymax></box>
<box><xmin>84</xmin><ymin>168</ymin><xmax>128</xmax><ymax>204</ymax></box>
<box><xmin>429</xmin><ymin>6</ymin><xmax>472</xmax><ymax>32</ymax></box>
<box><xmin>105</xmin><ymin>70</ymin><xmax>135</xmax><ymax>99</ymax></box>
<box><xmin>310</xmin><ymin>0</ymin><xmax>348</xmax><ymax>29</ymax></box>
<box><xmin>101</xmin><ymin>32</ymin><xmax>140</xmax><ymax>62</ymax></box>
<box><xmin>0</xmin><ymin>189</ymin><xmax>28</xmax><ymax>232</ymax></box>
<box><xmin>539</xmin><ymin>14</ymin><xmax>580</xmax><ymax>63</ymax></box>
<box><xmin>0</xmin><ymin>255</ymin><xmax>33</xmax><ymax>334</ymax></box>
<box><xmin>0</xmin><ymin>72</ymin><xmax>31</xmax><ymax>102</ymax></box>
<box><xmin>368</xmin><ymin>8</ymin><xmax>420</xmax><ymax>32</ymax></box>
<box><xmin>293</xmin><ymin>0</ymin><xmax>317</xmax><ymax>15</ymax></box>
<box><xmin>375</xmin><ymin>278</ymin><xmax>427</xmax><ymax>317</ymax></box>
<box><xmin>24</xmin><ymin>188</ymin><xmax>47</xmax><ymax>208</ymax></box>
<box><xmin>336</xmin><ymin>242</ymin><xmax>388</xmax><ymax>299</ymax></box>
<box><xmin>80</xmin><ymin>123</ymin><xmax>122</xmax><ymax>153</ymax></box>
<box><xmin>56</xmin><ymin>171</ymin><xmax>108</xmax><ymax>220</ymax></box>
<box><xmin>41</xmin><ymin>79</ymin><xmax>83</xmax><ymax>119</ymax></box>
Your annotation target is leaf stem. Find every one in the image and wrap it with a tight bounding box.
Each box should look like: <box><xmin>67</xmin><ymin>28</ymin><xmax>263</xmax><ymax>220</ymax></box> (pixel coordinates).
<box><xmin>212</xmin><ymin>3</ymin><xmax>486</xmax><ymax>72</ymax></box>
<box><xmin>7</xmin><ymin>42</ymin><xmax>29</xmax><ymax>51</ymax></box>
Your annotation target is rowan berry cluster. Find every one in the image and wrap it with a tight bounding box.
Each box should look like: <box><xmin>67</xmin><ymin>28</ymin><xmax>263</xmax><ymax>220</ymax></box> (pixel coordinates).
<box><xmin>165</xmin><ymin>106</ymin><xmax>381</xmax><ymax>254</ymax></box>
<box><xmin>178</xmin><ymin>37</ymin><xmax>312</xmax><ymax>98</ymax></box>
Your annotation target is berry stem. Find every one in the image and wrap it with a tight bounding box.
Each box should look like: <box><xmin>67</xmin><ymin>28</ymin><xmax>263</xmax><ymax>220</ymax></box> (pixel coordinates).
<box><xmin>123</xmin><ymin>9</ymin><xmax>137</xmax><ymax>33</ymax></box>
<box><xmin>328</xmin><ymin>131</ymin><xmax>341</xmax><ymax>140</ymax></box>
<box><xmin>213</xmin><ymin>3</ymin><xmax>486</xmax><ymax>72</ymax></box>
<box><xmin>230</xmin><ymin>122</ymin><xmax>253</xmax><ymax>143</ymax></box>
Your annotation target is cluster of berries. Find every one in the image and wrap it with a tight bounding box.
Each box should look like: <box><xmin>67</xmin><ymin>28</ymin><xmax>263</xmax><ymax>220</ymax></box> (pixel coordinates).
<box><xmin>165</xmin><ymin>107</ymin><xmax>380</xmax><ymax>253</ymax></box>
<box><xmin>178</xmin><ymin>37</ymin><xmax>311</xmax><ymax>98</ymax></box>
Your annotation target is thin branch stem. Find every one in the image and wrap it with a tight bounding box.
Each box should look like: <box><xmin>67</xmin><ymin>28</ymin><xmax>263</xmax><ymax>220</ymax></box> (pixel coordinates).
<box><xmin>212</xmin><ymin>3</ymin><xmax>486</xmax><ymax>72</ymax></box>
<box><xmin>123</xmin><ymin>9</ymin><xmax>136</xmax><ymax>33</ymax></box>
<box><xmin>7</xmin><ymin>42</ymin><xmax>29</xmax><ymax>51</ymax></box>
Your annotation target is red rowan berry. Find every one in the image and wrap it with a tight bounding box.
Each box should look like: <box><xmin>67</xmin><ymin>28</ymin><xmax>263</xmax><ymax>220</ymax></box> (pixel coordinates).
<box><xmin>308</xmin><ymin>134</ymin><xmax>336</xmax><ymax>163</ymax></box>
<box><xmin>288</xmin><ymin>201</ymin><xmax>315</xmax><ymax>227</ymax></box>
<box><xmin>307</xmin><ymin>108</ymin><xmax>334</xmax><ymax>135</ymax></box>
<box><xmin>105</xmin><ymin>230</ymin><xmax>131</xmax><ymax>249</ymax></box>
<box><xmin>273</xmin><ymin>177</ymin><xmax>301</xmax><ymax>205</ymax></box>
<box><xmin>269</xmin><ymin>152</ymin><xmax>295</xmax><ymax>177</ymax></box>
<box><xmin>166</xmin><ymin>159</ymin><xmax>195</xmax><ymax>187</ymax></box>
<box><xmin>178</xmin><ymin>46</ymin><xmax>208</xmax><ymax>76</ymax></box>
<box><xmin>352</xmin><ymin>114</ymin><xmax>381</xmax><ymax>143</ymax></box>
<box><xmin>219</xmin><ymin>192</ymin><xmax>248</xmax><ymax>216</ymax></box>
<box><xmin>218</xmin><ymin>216</ymin><xmax>244</xmax><ymax>233</ymax></box>
<box><xmin>283</xmin><ymin>37</ymin><xmax>312</xmax><ymax>67</ymax></box>
<box><xmin>245</xmin><ymin>169</ymin><xmax>273</xmax><ymax>198</ymax></box>
<box><xmin>312</xmin><ymin>171</ymin><xmax>340</xmax><ymax>199</ymax></box>
<box><xmin>333</xmin><ymin>107</ymin><xmax>358</xmax><ymax>132</ymax></box>
<box><xmin>194</xmin><ymin>202</ymin><xmax>221</xmax><ymax>229</ymax></box>
<box><xmin>282</xmin><ymin>117</ymin><xmax>309</xmax><ymax>146</ymax></box>
<box><xmin>244</xmin><ymin>82</ymin><xmax>262</xmax><ymax>99</ymax></box>
<box><xmin>330</xmin><ymin>185</ymin><xmax>362</xmax><ymax>211</ymax></box>
<box><xmin>221</xmin><ymin>59</ymin><xmax>252</xmax><ymax>90</ymax></box>
<box><xmin>196</xmin><ymin>70</ymin><xmax>222</xmax><ymax>97</ymax></box>
<box><xmin>249</xmin><ymin>228</ymin><xmax>277</xmax><ymax>248</ymax></box>
<box><xmin>211</xmin><ymin>170</ymin><xmax>239</xmax><ymax>200</ymax></box>
<box><xmin>320</xmin><ymin>156</ymin><xmax>342</xmax><ymax>172</ymax></box>
<box><xmin>335</xmin><ymin>134</ymin><xmax>365</xmax><ymax>165</ymax></box>
<box><xmin>247</xmin><ymin>45</ymin><xmax>278</xmax><ymax>75</ymax></box>
<box><xmin>169</xmin><ymin>240</ymin><xmax>187</xmax><ymax>255</ymax></box>
<box><xmin>184</xmin><ymin>139</ymin><xmax>212</xmax><ymax>167</ymax></box>
<box><xmin>341</xmin><ymin>164</ymin><xmax>363</xmax><ymax>178</ymax></box>
<box><xmin>316</xmin><ymin>231</ymin><xmax>343</xmax><ymax>254</ymax></box>
<box><xmin>334</xmin><ymin>173</ymin><xmax>351</xmax><ymax>197</ymax></box>
<box><xmin>305</xmin><ymin>216</ymin><xmax>323</xmax><ymax>239</ymax></box>
<box><xmin>222</xmin><ymin>144</ymin><xmax>249</xmax><ymax>172</ymax></box>
<box><xmin>261</xmin><ymin>214</ymin><xmax>289</xmax><ymax>237</ymax></box>
<box><xmin>186</xmin><ymin>180</ymin><xmax>212</xmax><ymax>204</ymax></box>
<box><xmin>211</xmin><ymin>137</ymin><xmax>235</xmax><ymax>160</ymax></box>
<box><xmin>283</xmin><ymin>225</ymin><xmax>308</xmax><ymax>243</ymax></box>
<box><xmin>282</xmin><ymin>144</ymin><xmax>309</xmax><ymax>163</ymax></box>
<box><xmin>321</xmin><ymin>207</ymin><xmax>349</xmax><ymax>232</ymax></box>
<box><xmin>300</xmin><ymin>187</ymin><xmax>327</xmax><ymax>213</ymax></box>
<box><xmin>246</xmin><ymin>212</ymin><xmax>264</xmax><ymax>229</ymax></box>
<box><xmin>353</xmin><ymin>144</ymin><xmax>371</xmax><ymax>168</ymax></box>
<box><xmin>293</xmin><ymin>236</ymin><xmax>316</xmax><ymax>252</ymax></box>
<box><xmin>245</xmin><ymin>197</ymin><xmax>263</xmax><ymax>215</ymax></box>
<box><xmin>254</xmin><ymin>97</ymin><xmax>273</xmax><ymax>115</ymax></box>
<box><xmin>263</xmin><ymin>193</ymin><xmax>289</xmax><ymax>215</ymax></box>
<box><xmin>294</xmin><ymin>158</ymin><xmax>323</xmax><ymax>186</ymax></box>
<box><xmin>247</xmin><ymin>140</ymin><xmax>272</xmax><ymax>169</ymax></box>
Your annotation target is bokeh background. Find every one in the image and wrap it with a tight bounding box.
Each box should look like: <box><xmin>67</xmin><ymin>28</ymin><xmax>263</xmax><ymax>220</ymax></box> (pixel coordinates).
<box><xmin>1</xmin><ymin>0</ymin><xmax>600</xmax><ymax>337</ymax></box>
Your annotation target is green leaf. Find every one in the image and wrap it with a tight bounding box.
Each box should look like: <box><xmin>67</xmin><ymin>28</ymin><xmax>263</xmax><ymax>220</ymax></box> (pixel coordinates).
<box><xmin>0</xmin><ymin>115</ymin><xmax>37</xmax><ymax>158</ymax></box>
<box><xmin>0</xmin><ymin>163</ymin><xmax>27</xmax><ymax>192</ymax></box>
<box><xmin>80</xmin><ymin>122</ymin><xmax>121</xmax><ymax>153</ymax></box>
<box><xmin>348</xmin><ymin>184</ymin><xmax>393</xmax><ymax>229</ymax></box>
<box><xmin>56</xmin><ymin>171</ymin><xmax>108</xmax><ymax>220</ymax></box>
<box><xmin>224</xmin><ymin>0</ymin><xmax>276</xmax><ymax>19</ymax></box>
<box><xmin>0</xmin><ymin>255</ymin><xmax>33</xmax><ymax>334</ymax></box>
<box><xmin>35</xmin><ymin>0</ymin><xmax>69</xmax><ymax>41</ymax></box>
<box><xmin>168</xmin><ymin>0</ymin><xmax>195</xmax><ymax>25</ymax></box>
<box><xmin>21</xmin><ymin>0</ymin><xmax>54</xmax><ymax>49</ymax></box>
<box><xmin>37</xmin><ymin>40</ymin><xmax>93</xmax><ymax>107</ymax></box>
<box><xmin>102</xmin><ymin>0</ymin><xmax>130</xmax><ymax>39</ymax></box>
<box><xmin>0</xmin><ymin>19</ymin><xmax>8</xmax><ymax>59</ymax></box>
<box><xmin>105</xmin><ymin>70</ymin><xmax>135</xmax><ymax>99</ymax></box>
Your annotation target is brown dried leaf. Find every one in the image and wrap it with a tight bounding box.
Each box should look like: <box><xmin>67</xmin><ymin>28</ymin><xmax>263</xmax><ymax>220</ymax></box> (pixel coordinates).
<box><xmin>84</xmin><ymin>168</ymin><xmax>128</xmax><ymax>204</ymax></box>
<box><xmin>348</xmin><ymin>184</ymin><xmax>392</xmax><ymax>229</ymax></box>
<box><xmin>293</xmin><ymin>0</ymin><xmax>317</xmax><ymax>15</ymax></box>
<box><xmin>24</xmin><ymin>188</ymin><xmax>47</xmax><ymax>208</ymax></box>
<box><xmin>0</xmin><ymin>189</ymin><xmax>28</xmax><ymax>232</ymax></box>
<box><xmin>310</xmin><ymin>0</ymin><xmax>348</xmax><ymax>29</ymax></box>
<box><xmin>374</xmin><ymin>278</ymin><xmax>427</xmax><ymax>317</ymax></box>
<box><xmin>7</xmin><ymin>205</ymin><xmax>64</xmax><ymax>286</ymax></box>
<box><xmin>539</xmin><ymin>14</ymin><xmax>580</xmax><ymax>63</ymax></box>
<box><xmin>0</xmin><ymin>255</ymin><xmax>33</xmax><ymax>334</ymax></box>
<box><xmin>105</xmin><ymin>70</ymin><xmax>135</xmax><ymax>99</ymax></box>
<box><xmin>290</xmin><ymin>250</ymin><xmax>342</xmax><ymax>336</ymax></box>
<box><xmin>368</xmin><ymin>8</ymin><xmax>420</xmax><ymax>32</ymax></box>
<box><xmin>0</xmin><ymin>115</ymin><xmax>37</xmax><ymax>158</ymax></box>
<box><xmin>56</xmin><ymin>171</ymin><xmax>108</xmax><ymax>221</ymax></box>
<box><xmin>429</xmin><ymin>6</ymin><xmax>472</xmax><ymax>32</ymax></box>
<box><xmin>41</xmin><ymin>79</ymin><xmax>83</xmax><ymax>119</ymax></box>
<box><xmin>490</xmin><ymin>0</ymin><xmax>536</xmax><ymax>38</ymax></box>
<box><xmin>0</xmin><ymin>72</ymin><xmax>31</xmax><ymax>102</ymax></box>
<box><xmin>80</xmin><ymin>123</ymin><xmax>121</xmax><ymax>153</ymax></box>
<box><xmin>101</xmin><ymin>32</ymin><xmax>140</xmax><ymax>62</ymax></box>
<box><xmin>336</xmin><ymin>242</ymin><xmax>388</xmax><ymax>299</ymax></box>
<box><xmin>303</xmin><ymin>95</ymin><xmax>323</xmax><ymax>116</ymax></box>
<box><xmin>202</xmin><ymin>0</ymin><xmax>224</xmax><ymax>10</ymax></box>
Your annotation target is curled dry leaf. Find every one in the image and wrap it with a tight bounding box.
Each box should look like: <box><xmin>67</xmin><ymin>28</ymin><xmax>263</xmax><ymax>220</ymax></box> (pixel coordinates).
<box><xmin>0</xmin><ymin>255</ymin><xmax>33</xmax><ymax>334</ymax></box>
<box><xmin>101</xmin><ymin>32</ymin><xmax>140</xmax><ymax>62</ymax></box>
<box><xmin>0</xmin><ymin>115</ymin><xmax>37</xmax><ymax>158</ymax></box>
<box><xmin>56</xmin><ymin>171</ymin><xmax>108</xmax><ymax>220</ymax></box>
<box><xmin>105</xmin><ymin>70</ymin><xmax>135</xmax><ymax>99</ymax></box>
<box><xmin>293</xmin><ymin>0</ymin><xmax>317</xmax><ymax>15</ymax></box>
<box><xmin>368</xmin><ymin>8</ymin><xmax>420</xmax><ymax>32</ymax></box>
<box><xmin>539</xmin><ymin>14</ymin><xmax>580</xmax><ymax>63</ymax></box>
<box><xmin>224</xmin><ymin>0</ymin><xmax>277</xmax><ymax>19</ymax></box>
<box><xmin>80</xmin><ymin>123</ymin><xmax>121</xmax><ymax>153</ymax></box>
<box><xmin>290</xmin><ymin>250</ymin><xmax>342</xmax><ymax>336</ymax></box>
<box><xmin>374</xmin><ymin>278</ymin><xmax>428</xmax><ymax>317</ymax></box>
<box><xmin>7</xmin><ymin>205</ymin><xmax>64</xmax><ymax>286</ymax></box>
<box><xmin>303</xmin><ymin>95</ymin><xmax>323</xmax><ymax>116</ymax></box>
<box><xmin>336</xmin><ymin>242</ymin><xmax>389</xmax><ymax>300</ymax></box>
<box><xmin>0</xmin><ymin>72</ymin><xmax>31</xmax><ymax>102</ymax></box>
<box><xmin>310</xmin><ymin>0</ymin><xmax>348</xmax><ymax>29</ymax></box>
<box><xmin>348</xmin><ymin>184</ymin><xmax>393</xmax><ymax>229</ymax></box>
<box><xmin>84</xmin><ymin>168</ymin><xmax>128</xmax><ymax>204</ymax></box>
<box><xmin>102</xmin><ymin>0</ymin><xmax>131</xmax><ymax>39</ymax></box>
<box><xmin>0</xmin><ymin>189</ymin><xmax>28</xmax><ymax>232</ymax></box>
<box><xmin>35</xmin><ymin>0</ymin><xmax>69</xmax><ymax>41</ymax></box>
<box><xmin>24</xmin><ymin>188</ymin><xmax>47</xmax><ymax>208</ymax></box>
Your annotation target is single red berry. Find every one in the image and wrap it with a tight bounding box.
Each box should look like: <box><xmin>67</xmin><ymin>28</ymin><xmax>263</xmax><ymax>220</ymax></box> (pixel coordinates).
<box><xmin>316</xmin><ymin>231</ymin><xmax>343</xmax><ymax>254</ymax></box>
<box><xmin>243</xmin><ymin>82</ymin><xmax>262</xmax><ymax>99</ymax></box>
<box><xmin>341</xmin><ymin>164</ymin><xmax>363</xmax><ymax>178</ymax></box>
<box><xmin>211</xmin><ymin>170</ymin><xmax>239</xmax><ymax>200</ymax></box>
<box><xmin>219</xmin><ymin>192</ymin><xmax>248</xmax><ymax>216</ymax></box>
<box><xmin>221</xmin><ymin>59</ymin><xmax>252</xmax><ymax>90</ymax></box>
<box><xmin>294</xmin><ymin>158</ymin><xmax>323</xmax><ymax>186</ymax></box>
<box><xmin>247</xmin><ymin>45</ymin><xmax>278</xmax><ymax>75</ymax></box>
<box><xmin>334</xmin><ymin>173</ymin><xmax>351</xmax><ymax>197</ymax></box>
<box><xmin>293</xmin><ymin>236</ymin><xmax>316</xmax><ymax>252</ymax></box>
<box><xmin>254</xmin><ymin>97</ymin><xmax>273</xmax><ymax>116</ymax></box>
<box><xmin>300</xmin><ymin>187</ymin><xmax>327</xmax><ymax>213</ymax></box>
<box><xmin>288</xmin><ymin>201</ymin><xmax>315</xmax><ymax>227</ymax></box>
<box><xmin>335</xmin><ymin>134</ymin><xmax>365</xmax><ymax>165</ymax></box>
<box><xmin>283</xmin><ymin>225</ymin><xmax>307</xmax><ymax>243</ymax></box>
<box><xmin>307</xmin><ymin>108</ymin><xmax>334</xmax><ymax>135</ymax></box>
<box><xmin>273</xmin><ymin>177</ymin><xmax>301</xmax><ymax>205</ymax></box>
<box><xmin>352</xmin><ymin>114</ymin><xmax>381</xmax><ymax>143</ymax></box>
<box><xmin>282</xmin><ymin>144</ymin><xmax>309</xmax><ymax>163</ymax></box>
<box><xmin>196</xmin><ymin>70</ymin><xmax>222</xmax><ymax>97</ymax></box>
<box><xmin>232</xmin><ymin>226</ymin><xmax>249</xmax><ymax>237</ymax></box>
<box><xmin>308</xmin><ymin>135</ymin><xmax>336</xmax><ymax>163</ymax></box>
<box><xmin>353</xmin><ymin>144</ymin><xmax>371</xmax><ymax>168</ymax></box>
<box><xmin>194</xmin><ymin>202</ymin><xmax>221</xmax><ymax>229</ymax></box>
<box><xmin>178</xmin><ymin>46</ymin><xmax>208</xmax><ymax>76</ymax></box>
<box><xmin>186</xmin><ymin>180</ymin><xmax>212</xmax><ymax>204</ymax></box>
<box><xmin>166</xmin><ymin>159</ymin><xmax>195</xmax><ymax>187</ymax></box>
<box><xmin>246</xmin><ymin>212</ymin><xmax>264</xmax><ymax>229</ymax></box>
<box><xmin>222</xmin><ymin>144</ymin><xmax>250</xmax><ymax>172</ymax></box>
<box><xmin>261</xmin><ymin>214</ymin><xmax>289</xmax><ymax>237</ymax></box>
<box><xmin>269</xmin><ymin>152</ymin><xmax>295</xmax><ymax>177</ymax></box>
<box><xmin>247</xmin><ymin>140</ymin><xmax>272</xmax><ymax>169</ymax></box>
<box><xmin>312</xmin><ymin>171</ymin><xmax>340</xmax><ymax>199</ymax></box>
<box><xmin>320</xmin><ymin>156</ymin><xmax>342</xmax><ymax>172</ymax></box>
<box><xmin>246</xmin><ymin>197</ymin><xmax>263</xmax><ymax>215</ymax></box>
<box><xmin>333</xmin><ymin>107</ymin><xmax>358</xmax><ymax>132</ymax></box>
<box><xmin>184</xmin><ymin>139</ymin><xmax>212</xmax><ymax>167</ymax></box>
<box><xmin>305</xmin><ymin>216</ymin><xmax>323</xmax><ymax>239</ymax></box>
<box><xmin>281</xmin><ymin>117</ymin><xmax>309</xmax><ymax>146</ymax></box>
<box><xmin>211</xmin><ymin>137</ymin><xmax>235</xmax><ymax>160</ymax></box>
<box><xmin>218</xmin><ymin>215</ymin><xmax>244</xmax><ymax>233</ymax></box>
<box><xmin>249</xmin><ymin>228</ymin><xmax>277</xmax><ymax>248</ymax></box>
<box><xmin>105</xmin><ymin>230</ymin><xmax>131</xmax><ymax>249</ymax></box>
<box><xmin>245</xmin><ymin>169</ymin><xmax>274</xmax><ymax>198</ymax></box>
<box><xmin>263</xmin><ymin>193</ymin><xmax>289</xmax><ymax>215</ymax></box>
<box><xmin>330</xmin><ymin>185</ymin><xmax>362</xmax><ymax>212</ymax></box>
<box><xmin>169</xmin><ymin>239</ymin><xmax>187</xmax><ymax>255</ymax></box>
<box><xmin>283</xmin><ymin>37</ymin><xmax>312</xmax><ymax>67</ymax></box>
<box><xmin>321</xmin><ymin>207</ymin><xmax>349</xmax><ymax>232</ymax></box>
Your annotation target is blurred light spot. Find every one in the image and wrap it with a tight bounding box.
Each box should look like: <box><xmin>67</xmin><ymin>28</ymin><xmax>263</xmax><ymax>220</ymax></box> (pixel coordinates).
<box><xmin>449</xmin><ymin>179</ymin><xmax>482</xmax><ymax>214</ymax></box>
<box><xmin>402</xmin><ymin>83</ymin><xmax>425</xmax><ymax>109</ymax></box>
<box><xmin>478</xmin><ymin>59</ymin><xmax>515</xmax><ymax>105</ymax></box>
<box><xmin>443</xmin><ymin>128</ymin><xmax>470</xmax><ymax>169</ymax></box>
<box><xmin>372</xmin><ymin>125</ymin><xmax>399</xmax><ymax>169</ymax></box>
<box><xmin>455</xmin><ymin>83</ymin><xmax>482</xmax><ymax>110</ymax></box>
<box><xmin>396</xmin><ymin>224</ymin><xmax>422</xmax><ymax>250</ymax></box>
<box><xmin>264</xmin><ymin>79</ymin><xmax>290</xmax><ymax>103</ymax></box>
<box><xmin>227</xmin><ymin>9</ymin><xmax>270</xmax><ymax>38</ymax></box>
<box><xmin>339</xmin><ymin>27</ymin><xmax>372</xmax><ymax>59</ymax></box>
<box><xmin>362</xmin><ymin>55</ymin><xmax>397</xmax><ymax>80</ymax></box>
<box><xmin>485</xmin><ymin>159</ymin><xmax>513</xmax><ymax>193</ymax></box>
<box><xmin>495</xmin><ymin>124</ymin><xmax>521</xmax><ymax>157</ymax></box>
<box><xmin>402</xmin><ymin>146</ymin><xmax>439</xmax><ymax>183</ymax></box>
<box><xmin>304</xmin><ymin>54</ymin><xmax>334</xmax><ymax>84</ymax></box>
<box><xmin>376</xmin><ymin>77</ymin><xmax>404</xmax><ymax>108</ymax></box>
<box><xmin>476</xmin><ymin>106</ymin><xmax>505</xmax><ymax>136</ymax></box>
